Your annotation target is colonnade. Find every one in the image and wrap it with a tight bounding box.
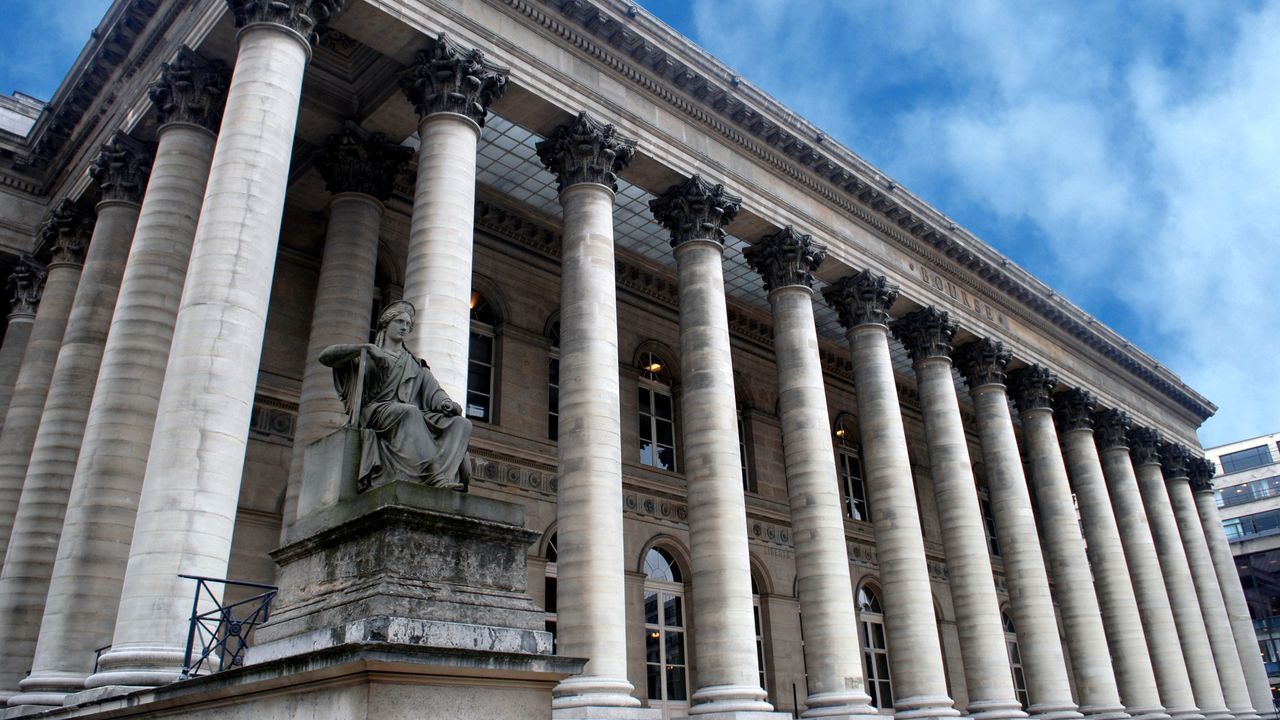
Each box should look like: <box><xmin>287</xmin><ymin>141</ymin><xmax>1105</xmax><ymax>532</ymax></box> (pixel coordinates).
<box><xmin>0</xmin><ymin>4</ymin><xmax>1266</xmax><ymax>720</ymax></box>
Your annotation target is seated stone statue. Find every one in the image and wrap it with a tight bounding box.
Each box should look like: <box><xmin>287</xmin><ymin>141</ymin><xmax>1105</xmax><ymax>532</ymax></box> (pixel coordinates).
<box><xmin>320</xmin><ymin>300</ymin><xmax>472</xmax><ymax>491</ymax></box>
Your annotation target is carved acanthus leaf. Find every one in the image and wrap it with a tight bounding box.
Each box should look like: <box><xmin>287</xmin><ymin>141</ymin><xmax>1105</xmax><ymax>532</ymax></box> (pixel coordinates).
<box><xmin>1188</xmin><ymin>457</ymin><xmax>1217</xmax><ymax>494</ymax></box>
<box><xmin>1092</xmin><ymin>408</ymin><xmax>1132</xmax><ymax>451</ymax></box>
<box><xmin>6</xmin><ymin>258</ymin><xmax>46</xmax><ymax>317</ymax></box>
<box><xmin>149</xmin><ymin>47</ymin><xmax>229</xmax><ymax>133</ymax></box>
<box><xmin>89</xmin><ymin>132</ymin><xmax>154</xmax><ymax>204</ymax></box>
<box><xmin>535</xmin><ymin>112</ymin><xmax>636</xmax><ymax>193</ymax></box>
<box><xmin>1127</xmin><ymin>426</ymin><xmax>1162</xmax><ymax>466</ymax></box>
<box><xmin>314</xmin><ymin>122</ymin><xmax>413</xmax><ymax>200</ymax></box>
<box><xmin>399</xmin><ymin>33</ymin><xmax>509</xmax><ymax>127</ymax></box>
<box><xmin>742</xmin><ymin>226</ymin><xmax>826</xmax><ymax>293</ymax></box>
<box><xmin>1159</xmin><ymin>442</ymin><xmax>1192</xmax><ymax>480</ymax></box>
<box><xmin>821</xmin><ymin>269</ymin><xmax>898</xmax><ymax>329</ymax></box>
<box><xmin>891</xmin><ymin>306</ymin><xmax>957</xmax><ymax>363</ymax></box>
<box><xmin>225</xmin><ymin>0</ymin><xmax>343</xmax><ymax>43</ymax></box>
<box><xmin>1008</xmin><ymin>364</ymin><xmax>1057</xmax><ymax>414</ymax></box>
<box><xmin>955</xmin><ymin>337</ymin><xmax>1011</xmax><ymax>389</ymax></box>
<box><xmin>1052</xmin><ymin>388</ymin><xmax>1097</xmax><ymax>432</ymax></box>
<box><xmin>649</xmin><ymin>175</ymin><xmax>741</xmax><ymax>248</ymax></box>
<box><xmin>37</xmin><ymin>199</ymin><xmax>94</xmax><ymax>265</ymax></box>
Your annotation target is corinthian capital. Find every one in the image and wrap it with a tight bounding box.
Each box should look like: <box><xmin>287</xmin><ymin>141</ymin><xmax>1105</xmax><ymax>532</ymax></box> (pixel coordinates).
<box><xmin>955</xmin><ymin>337</ymin><xmax>1011</xmax><ymax>390</ymax></box>
<box><xmin>535</xmin><ymin>112</ymin><xmax>636</xmax><ymax>193</ymax></box>
<box><xmin>742</xmin><ymin>226</ymin><xmax>826</xmax><ymax>293</ymax></box>
<box><xmin>1188</xmin><ymin>457</ymin><xmax>1217</xmax><ymax>494</ymax></box>
<box><xmin>822</xmin><ymin>269</ymin><xmax>898</xmax><ymax>329</ymax></box>
<box><xmin>649</xmin><ymin>175</ymin><xmax>741</xmax><ymax>249</ymax></box>
<box><xmin>37</xmin><ymin>199</ymin><xmax>93</xmax><ymax>266</ymax></box>
<box><xmin>1008</xmin><ymin>364</ymin><xmax>1057</xmax><ymax>414</ymax></box>
<box><xmin>891</xmin><ymin>306</ymin><xmax>957</xmax><ymax>363</ymax></box>
<box><xmin>149</xmin><ymin>47</ymin><xmax>230</xmax><ymax>133</ymax></box>
<box><xmin>314</xmin><ymin>122</ymin><xmax>413</xmax><ymax>201</ymax></box>
<box><xmin>89</xmin><ymin>132</ymin><xmax>154</xmax><ymax>204</ymax></box>
<box><xmin>7</xmin><ymin>258</ymin><xmax>46</xmax><ymax>318</ymax></box>
<box><xmin>1052</xmin><ymin>387</ymin><xmax>1096</xmax><ymax>432</ymax></box>
<box><xmin>226</xmin><ymin>0</ymin><xmax>343</xmax><ymax>43</ymax></box>
<box><xmin>1092</xmin><ymin>408</ymin><xmax>1132</xmax><ymax>451</ymax></box>
<box><xmin>1127</xmin><ymin>426</ymin><xmax>1162</xmax><ymax>466</ymax></box>
<box><xmin>1159</xmin><ymin>442</ymin><xmax>1192</xmax><ymax>479</ymax></box>
<box><xmin>399</xmin><ymin>34</ymin><xmax>509</xmax><ymax>128</ymax></box>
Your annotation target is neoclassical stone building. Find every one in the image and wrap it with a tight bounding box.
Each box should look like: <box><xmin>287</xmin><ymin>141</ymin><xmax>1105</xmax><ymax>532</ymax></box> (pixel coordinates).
<box><xmin>0</xmin><ymin>1</ymin><xmax>1268</xmax><ymax>719</ymax></box>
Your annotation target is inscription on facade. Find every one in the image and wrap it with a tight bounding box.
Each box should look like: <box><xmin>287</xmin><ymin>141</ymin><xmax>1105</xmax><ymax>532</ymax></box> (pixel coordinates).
<box><xmin>909</xmin><ymin>261</ymin><xmax>1010</xmax><ymax>329</ymax></box>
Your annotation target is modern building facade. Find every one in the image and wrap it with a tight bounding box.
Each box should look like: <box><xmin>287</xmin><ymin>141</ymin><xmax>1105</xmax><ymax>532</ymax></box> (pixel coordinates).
<box><xmin>1206</xmin><ymin>433</ymin><xmax>1280</xmax><ymax>711</ymax></box>
<box><xmin>0</xmin><ymin>1</ymin><xmax>1267</xmax><ymax>718</ymax></box>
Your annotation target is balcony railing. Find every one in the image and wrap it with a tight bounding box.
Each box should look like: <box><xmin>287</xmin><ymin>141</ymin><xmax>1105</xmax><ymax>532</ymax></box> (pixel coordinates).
<box><xmin>179</xmin><ymin>575</ymin><xmax>277</xmax><ymax>680</ymax></box>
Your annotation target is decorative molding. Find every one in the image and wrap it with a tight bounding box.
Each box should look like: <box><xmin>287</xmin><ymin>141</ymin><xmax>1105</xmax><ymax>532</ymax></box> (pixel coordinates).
<box><xmin>1127</xmin><ymin>425</ymin><xmax>1162</xmax><ymax>466</ymax></box>
<box><xmin>36</xmin><ymin>199</ymin><xmax>94</xmax><ymax>266</ymax></box>
<box><xmin>1159</xmin><ymin>442</ymin><xmax>1192</xmax><ymax>480</ymax></box>
<box><xmin>891</xmin><ymin>306</ymin><xmax>957</xmax><ymax>363</ymax></box>
<box><xmin>1008</xmin><ymin>364</ymin><xmax>1057</xmax><ymax>414</ymax></box>
<box><xmin>249</xmin><ymin>395</ymin><xmax>297</xmax><ymax>442</ymax></box>
<box><xmin>955</xmin><ymin>337</ymin><xmax>1010</xmax><ymax>390</ymax></box>
<box><xmin>1052</xmin><ymin>388</ymin><xmax>1096</xmax><ymax>433</ymax></box>
<box><xmin>649</xmin><ymin>174</ymin><xmax>741</xmax><ymax>249</ymax></box>
<box><xmin>742</xmin><ymin>226</ymin><xmax>826</xmax><ymax>293</ymax></box>
<box><xmin>226</xmin><ymin>0</ymin><xmax>344</xmax><ymax>42</ymax></box>
<box><xmin>474</xmin><ymin>198</ymin><xmax>562</xmax><ymax>258</ymax></box>
<box><xmin>470</xmin><ymin>451</ymin><xmax>558</xmax><ymax>495</ymax></box>
<box><xmin>6</xmin><ymin>259</ymin><xmax>46</xmax><ymax>318</ymax></box>
<box><xmin>848</xmin><ymin>541</ymin><xmax>877</xmax><ymax>567</ymax></box>
<box><xmin>149</xmin><ymin>46</ymin><xmax>230</xmax><ymax>133</ymax></box>
<box><xmin>535</xmin><ymin>111</ymin><xmax>636</xmax><ymax>193</ymax></box>
<box><xmin>822</xmin><ymin>269</ymin><xmax>898</xmax><ymax>329</ymax></box>
<box><xmin>1188</xmin><ymin>457</ymin><xmax>1216</xmax><ymax>494</ymax></box>
<box><xmin>89</xmin><ymin>132</ymin><xmax>153</xmax><ymax>204</ymax></box>
<box><xmin>1092</xmin><ymin>408</ymin><xmax>1132</xmax><ymax>451</ymax></box>
<box><xmin>314</xmin><ymin>121</ymin><xmax>412</xmax><ymax>200</ymax></box>
<box><xmin>746</xmin><ymin>518</ymin><xmax>790</xmax><ymax>547</ymax></box>
<box><xmin>398</xmin><ymin>33</ymin><xmax>509</xmax><ymax>127</ymax></box>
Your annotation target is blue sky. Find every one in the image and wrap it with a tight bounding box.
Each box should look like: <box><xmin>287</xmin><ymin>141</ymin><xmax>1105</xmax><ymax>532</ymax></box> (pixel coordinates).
<box><xmin>1</xmin><ymin>1</ymin><xmax>1275</xmax><ymax>447</ymax></box>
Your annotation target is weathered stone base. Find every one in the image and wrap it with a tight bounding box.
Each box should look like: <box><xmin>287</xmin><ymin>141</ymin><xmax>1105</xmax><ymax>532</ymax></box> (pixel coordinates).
<box><xmin>0</xmin><ymin>644</ymin><xmax>582</xmax><ymax>720</ymax></box>
<box><xmin>552</xmin><ymin>706</ymin><xmax>664</xmax><ymax>720</ymax></box>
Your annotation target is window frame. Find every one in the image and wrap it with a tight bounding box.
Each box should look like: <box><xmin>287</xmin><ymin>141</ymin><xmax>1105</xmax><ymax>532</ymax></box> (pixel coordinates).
<box><xmin>467</xmin><ymin>291</ymin><xmax>498</xmax><ymax>423</ymax></box>
<box><xmin>856</xmin><ymin>584</ymin><xmax>894</xmax><ymax>710</ymax></box>
<box><xmin>637</xmin><ymin>351</ymin><xmax>677</xmax><ymax>472</ymax></box>
<box><xmin>643</xmin><ymin>547</ymin><xmax>689</xmax><ymax>716</ymax></box>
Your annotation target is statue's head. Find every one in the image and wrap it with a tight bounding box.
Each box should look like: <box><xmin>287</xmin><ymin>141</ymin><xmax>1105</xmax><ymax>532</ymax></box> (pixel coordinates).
<box><xmin>374</xmin><ymin>300</ymin><xmax>416</xmax><ymax>345</ymax></box>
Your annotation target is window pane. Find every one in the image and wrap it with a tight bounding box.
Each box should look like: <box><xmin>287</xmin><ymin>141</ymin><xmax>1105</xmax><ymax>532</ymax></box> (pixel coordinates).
<box><xmin>664</xmin><ymin>594</ymin><xmax>684</xmax><ymax>627</ymax></box>
<box><xmin>646</xmin><ymin>629</ymin><xmax>660</xmax><ymax>663</ymax></box>
<box><xmin>657</xmin><ymin>446</ymin><xmax>676</xmax><ymax>471</ymax></box>
<box><xmin>666</xmin><ymin>667</ymin><xmax>687</xmax><ymax>701</ymax></box>
<box><xmin>470</xmin><ymin>332</ymin><xmax>493</xmax><ymax>357</ymax></box>
<box><xmin>654</xmin><ymin>392</ymin><xmax>673</xmax><ymax>418</ymax></box>
<box><xmin>656</xmin><ymin>420</ymin><xmax>674</xmax><ymax>447</ymax></box>
<box><xmin>665</xmin><ymin>630</ymin><xmax>685</xmax><ymax>664</ymax></box>
<box><xmin>645</xmin><ymin>590</ymin><xmax>659</xmax><ymax>624</ymax></box>
<box><xmin>544</xmin><ymin>576</ymin><xmax>557</xmax><ymax>613</ymax></box>
<box><xmin>640</xmin><ymin>442</ymin><xmax>654</xmax><ymax>467</ymax></box>
<box><xmin>647</xmin><ymin>664</ymin><xmax>661</xmax><ymax>700</ymax></box>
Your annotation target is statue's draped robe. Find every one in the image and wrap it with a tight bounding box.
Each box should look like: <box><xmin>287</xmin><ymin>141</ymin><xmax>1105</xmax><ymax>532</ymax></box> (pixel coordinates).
<box><xmin>332</xmin><ymin>348</ymin><xmax>472</xmax><ymax>489</ymax></box>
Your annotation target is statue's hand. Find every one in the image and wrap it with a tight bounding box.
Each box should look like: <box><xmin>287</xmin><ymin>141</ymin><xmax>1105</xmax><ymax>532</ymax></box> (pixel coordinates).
<box><xmin>364</xmin><ymin>343</ymin><xmax>392</xmax><ymax>366</ymax></box>
<box><xmin>439</xmin><ymin>399</ymin><xmax>462</xmax><ymax>417</ymax></box>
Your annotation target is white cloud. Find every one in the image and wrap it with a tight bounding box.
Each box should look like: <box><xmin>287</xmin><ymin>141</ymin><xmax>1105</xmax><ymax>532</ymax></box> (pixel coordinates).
<box><xmin>681</xmin><ymin>0</ymin><xmax>1279</xmax><ymax>444</ymax></box>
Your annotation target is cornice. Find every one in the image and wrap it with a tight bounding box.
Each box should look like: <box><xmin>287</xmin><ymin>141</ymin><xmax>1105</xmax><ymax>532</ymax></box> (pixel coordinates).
<box><xmin>503</xmin><ymin>0</ymin><xmax>1212</xmax><ymax>421</ymax></box>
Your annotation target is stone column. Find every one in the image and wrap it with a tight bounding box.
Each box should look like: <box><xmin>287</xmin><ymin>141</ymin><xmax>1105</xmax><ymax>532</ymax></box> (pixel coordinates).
<box><xmin>0</xmin><ymin>132</ymin><xmax>149</xmax><ymax>700</ymax></box>
<box><xmin>1189</xmin><ymin>459</ymin><xmax>1276</xmax><ymax>719</ymax></box>
<box><xmin>1007</xmin><ymin>368</ymin><xmax>1129</xmax><ymax>720</ymax></box>
<box><xmin>956</xmin><ymin>341</ymin><xmax>1080</xmax><ymax>720</ymax></box>
<box><xmin>10</xmin><ymin>49</ymin><xmax>227</xmax><ymax>706</ymax></box>
<box><xmin>1160</xmin><ymin>445</ymin><xmax>1259</xmax><ymax>720</ymax></box>
<box><xmin>1054</xmin><ymin>389</ymin><xmax>1168</xmax><ymax>720</ymax></box>
<box><xmin>86</xmin><ymin>1</ymin><xmax>337</xmax><ymax>690</ymax></box>
<box><xmin>1092</xmin><ymin>409</ymin><xmax>1202</xmax><ymax>720</ymax></box>
<box><xmin>279</xmin><ymin>123</ymin><xmax>410</xmax><ymax>531</ymax></box>
<box><xmin>534</xmin><ymin>113</ymin><xmax>655</xmax><ymax>719</ymax></box>
<box><xmin>1127</xmin><ymin>428</ymin><xmax>1230</xmax><ymax>720</ymax></box>
<box><xmin>397</xmin><ymin>33</ymin><xmax>507</xmax><ymax>400</ymax></box>
<box><xmin>0</xmin><ymin>260</ymin><xmax>45</xmax><ymax>431</ymax></box>
<box><xmin>0</xmin><ymin>203</ymin><xmax>89</xmax><ymax>559</ymax></box>
<box><xmin>891</xmin><ymin>308</ymin><xmax>1025</xmax><ymax>720</ymax></box>
<box><xmin>649</xmin><ymin>176</ymin><xmax>782</xmax><ymax>718</ymax></box>
<box><xmin>744</xmin><ymin>227</ymin><xmax>879</xmax><ymax>720</ymax></box>
<box><xmin>823</xmin><ymin>271</ymin><xmax>960</xmax><ymax>720</ymax></box>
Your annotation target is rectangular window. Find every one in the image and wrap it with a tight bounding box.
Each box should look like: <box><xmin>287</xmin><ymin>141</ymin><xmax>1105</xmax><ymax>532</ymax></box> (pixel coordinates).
<box><xmin>1220</xmin><ymin>445</ymin><xmax>1275</xmax><ymax>475</ymax></box>
<box><xmin>739</xmin><ymin>414</ymin><xmax>755</xmax><ymax>493</ymax></box>
<box><xmin>1218</xmin><ymin>476</ymin><xmax>1280</xmax><ymax>508</ymax></box>
<box><xmin>467</xmin><ymin>331</ymin><xmax>494</xmax><ymax>422</ymax></box>
<box><xmin>839</xmin><ymin>449</ymin><xmax>868</xmax><ymax>521</ymax></box>
<box><xmin>981</xmin><ymin>493</ymin><xmax>1001</xmax><ymax>556</ymax></box>
<box><xmin>639</xmin><ymin>386</ymin><xmax>676</xmax><ymax>471</ymax></box>
<box><xmin>547</xmin><ymin>354</ymin><xmax>559</xmax><ymax>441</ymax></box>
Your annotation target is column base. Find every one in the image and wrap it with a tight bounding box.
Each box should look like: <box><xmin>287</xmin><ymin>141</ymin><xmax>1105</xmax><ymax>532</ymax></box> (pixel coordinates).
<box><xmin>1122</xmin><ymin>705</ymin><xmax>1172</xmax><ymax>720</ymax></box>
<box><xmin>1166</xmin><ymin>707</ymin><xmax>1206</xmax><ymax>720</ymax></box>
<box><xmin>553</xmin><ymin>675</ymin><xmax>645</xmax><ymax>711</ymax></box>
<box><xmin>1076</xmin><ymin>702</ymin><xmax>1132</xmax><ymax>720</ymax></box>
<box><xmin>967</xmin><ymin>698</ymin><xmax>1030</xmax><ymax>720</ymax></box>
<box><xmin>82</xmin><ymin>643</ymin><xmax>184</xmax><ymax>690</ymax></box>
<box><xmin>10</xmin><ymin>669</ymin><xmax>88</xmax><ymax>707</ymax></box>
<box><xmin>553</xmin><ymin>707</ymin><xmax>663</xmax><ymax>720</ymax></box>
<box><xmin>1227</xmin><ymin>707</ymin><xmax>1261</xmax><ymax>720</ymax></box>
<box><xmin>893</xmin><ymin>693</ymin><xmax>963</xmax><ymax>720</ymax></box>
<box><xmin>1203</xmin><ymin>709</ymin><xmax>1236</xmax><ymax>720</ymax></box>
<box><xmin>688</xmin><ymin>684</ymin><xmax>779</xmax><ymax>715</ymax></box>
<box><xmin>1028</xmin><ymin>702</ymin><xmax>1085</xmax><ymax>720</ymax></box>
<box><xmin>797</xmin><ymin>689</ymin><xmax>880</xmax><ymax>720</ymax></box>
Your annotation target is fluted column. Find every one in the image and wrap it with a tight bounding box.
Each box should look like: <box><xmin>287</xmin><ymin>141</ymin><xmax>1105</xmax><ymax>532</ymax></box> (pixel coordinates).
<box><xmin>1054</xmin><ymin>389</ymin><xmax>1167</xmax><ymax>720</ymax></box>
<box><xmin>1007</xmin><ymin>369</ymin><xmax>1129</xmax><ymax>720</ymax></box>
<box><xmin>823</xmin><ymin>272</ymin><xmax>960</xmax><ymax>720</ymax></box>
<box><xmin>0</xmin><ymin>132</ymin><xmax>149</xmax><ymax>700</ymax></box>
<box><xmin>12</xmin><ymin>49</ymin><xmax>227</xmax><ymax>706</ymax></box>
<box><xmin>87</xmin><ymin>1</ymin><xmax>338</xmax><ymax>689</ymax></box>
<box><xmin>650</xmin><ymin>176</ymin><xmax>780</xmax><ymax>718</ymax></box>
<box><xmin>745</xmin><ymin>228</ymin><xmax>879</xmax><ymax>720</ymax></box>
<box><xmin>0</xmin><ymin>260</ymin><xmax>45</xmax><ymax>431</ymax></box>
<box><xmin>1093</xmin><ymin>410</ymin><xmax>1202</xmax><ymax>720</ymax></box>
<box><xmin>1160</xmin><ymin>445</ymin><xmax>1259</xmax><ymax>720</ymax></box>
<box><xmin>535</xmin><ymin>113</ymin><xmax>654</xmax><ymax>719</ymax></box>
<box><xmin>891</xmin><ymin>309</ymin><xmax>1025</xmax><ymax>720</ymax></box>
<box><xmin>1189</xmin><ymin>459</ymin><xmax>1276</xmax><ymax>718</ymax></box>
<box><xmin>397</xmin><ymin>33</ymin><xmax>507</xmax><ymax>400</ymax></box>
<box><xmin>280</xmin><ymin>123</ymin><xmax>410</xmax><ymax>531</ymax></box>
<box><xmin>1127</xmin><ymin>428</ymin><xmax>1230</xmax><ymax>720</ymax></box>
<box><xmin>956</xmin><ymin>341</ymin><xmax>1079</xmax><ymax>720</ymax></box>
<box><xmin>0</xmin><ymin>201</ymin><xmax>90</xmax><ymax>560</ymax></box>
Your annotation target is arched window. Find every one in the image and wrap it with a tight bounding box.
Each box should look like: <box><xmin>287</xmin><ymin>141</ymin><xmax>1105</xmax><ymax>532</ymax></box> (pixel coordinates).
<box><xmin>752</xmin><ymin>573</ymin><xmax>768</xmax><ymax>693</ymax></box>
<box><xmin>467</xmin><ymin>291</ymin><xmax>497</xmax><ymax>422</ymax></box>
<box><xmin>1002</xmin><ymin>610</ymin><xmax>1028</xmax><ymax>708</ymax></box>
<box><xmin>835</xmin><ymin>419</ymin><xmax>869</xmax><ymax>521</ymax></box>
<box><xmin>544</xmin><ymin>533</ymin><xmax>558</xmax><ymax>650</ymax></box>
<box><xmin>856</xmin><ymin>584</ymin><xmax>893</xmax><ymax>709</ymax></box>
<box><xmin>547</xmin><ymin>319</ymin><xmax>560</xmax><ymax>441</ymax></box>
<box><xmin>638</xmin><ymin>352</ymin><xmax>676</xmax><ymax>471</ymax></box>
<box><xmin>644</xmin><ymin>547</ymin><xmax>688</xmax><ymax>715</ymax></box>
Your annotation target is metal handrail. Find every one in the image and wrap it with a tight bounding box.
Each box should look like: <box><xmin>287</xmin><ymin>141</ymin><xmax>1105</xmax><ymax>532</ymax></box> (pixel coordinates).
<box><xmin>179</xmin><ymin>574</ymin><xmax>278</xmax><ymax>680</ymax></box>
